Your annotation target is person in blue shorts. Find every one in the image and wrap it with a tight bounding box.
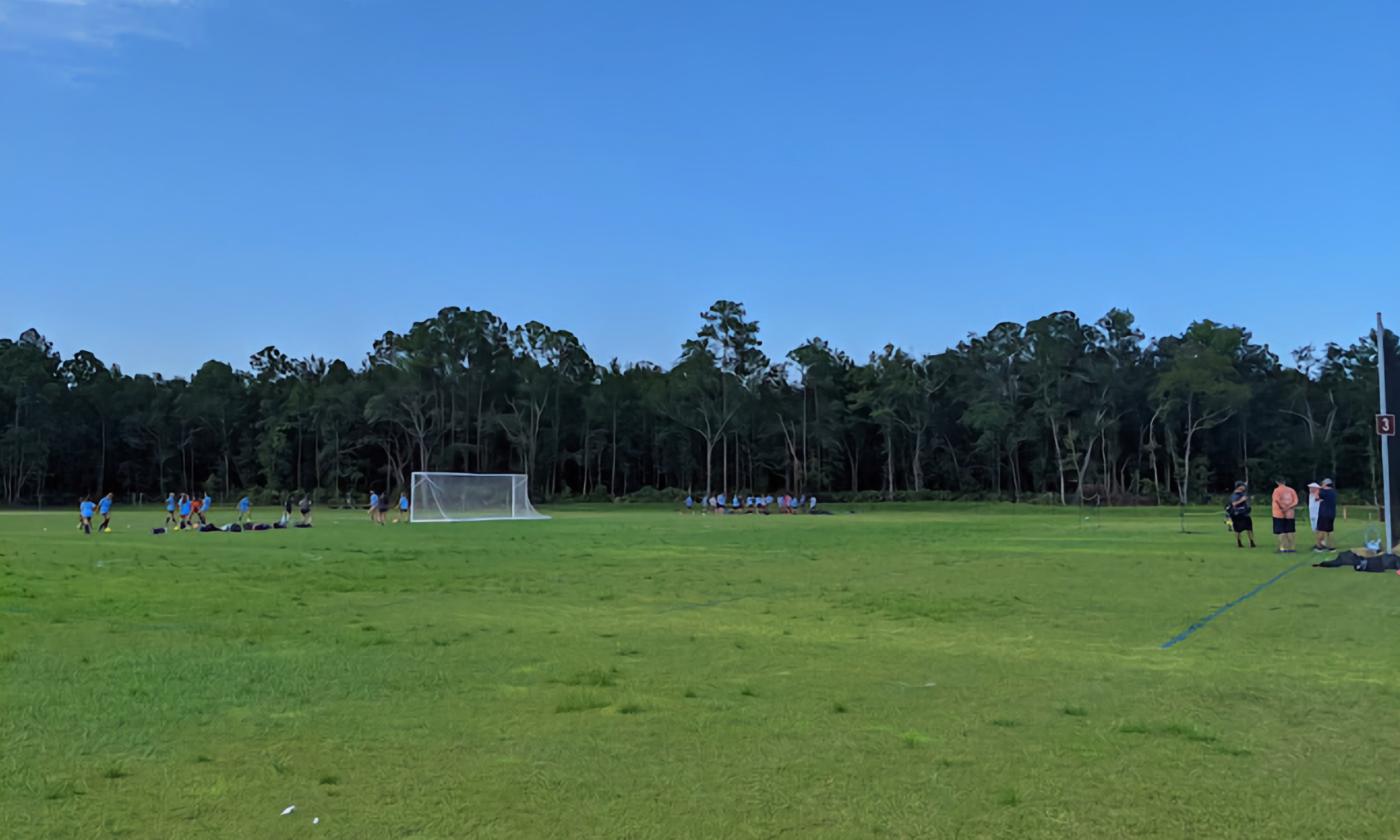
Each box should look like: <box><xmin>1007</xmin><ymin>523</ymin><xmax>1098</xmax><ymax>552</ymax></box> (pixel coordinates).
<box><xmin>178</xmin><ymin>493</ymin><xmax>193</xmax><ymax>530</ymax></box>
<box><xmin>164</xmin><ymin>492</ymin><xmax>177</xmax><ymax>527</ymax></box>
<box><xmin>369</xmin><ymin>491</ymin><xmax>380</xmax><ymax>524</ymax></box>
<box><xmin>397</xmin><ymin>491</ymin><xmax>409</xmax><ymax>523</ymax></box>
<box><xmin>237</xmin><ymin>494</ymin><xmax>251</xmax><ymax>524</ymax></box>
<box><xmin>79</xmin><ymin>496</ymin><xmax>96</xmax><ymax>534</ymax></box>
<box><xmin>98</xmin><ymin>492</ymin><xmax>115</xmax><ymax>533</ymax></box>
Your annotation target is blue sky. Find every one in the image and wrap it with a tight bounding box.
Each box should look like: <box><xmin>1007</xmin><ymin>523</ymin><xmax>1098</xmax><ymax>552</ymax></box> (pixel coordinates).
<box><xmin>2</xmin><ymin>0</ymin><xmax>1397</xmax><ymax>376</ymax></box>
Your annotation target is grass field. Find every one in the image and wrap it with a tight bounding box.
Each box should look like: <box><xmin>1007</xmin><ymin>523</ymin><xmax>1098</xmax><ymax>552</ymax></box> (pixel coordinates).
<box><xmin>3</xmin><ymin>502</ymin><xmax>1400</xmax><ymax>839</ymax></box>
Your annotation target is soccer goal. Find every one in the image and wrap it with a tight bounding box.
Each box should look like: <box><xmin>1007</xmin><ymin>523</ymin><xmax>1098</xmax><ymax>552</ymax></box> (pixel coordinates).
<box><xmin>409</xmin><ymin>472</ymin><xmax>549</xmax><ymax>523</ymax></box>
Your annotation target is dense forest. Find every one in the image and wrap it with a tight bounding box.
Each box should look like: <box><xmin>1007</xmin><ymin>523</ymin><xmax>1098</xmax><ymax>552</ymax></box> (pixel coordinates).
<box><xmin>0</xmin><ymin>301</ymin><xmax>1391</xmax><ymax>508</ymax></box>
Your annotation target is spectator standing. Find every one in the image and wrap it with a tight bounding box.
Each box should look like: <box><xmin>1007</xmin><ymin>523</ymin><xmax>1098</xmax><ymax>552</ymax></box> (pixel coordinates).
<box><xmin>1226</xmin><ymin>482</ymin><xmax>1256</xmax><ymax>549</ymax></box>
<box><xmin>1313</xmin><ymin>479</ymin><xmax>1338</xmax><ymax>552</ymax></box>
<box><xmin>1271</xmin><ymin>478</ymin><xmax>1299</xmax><ymax>553</ymax></box>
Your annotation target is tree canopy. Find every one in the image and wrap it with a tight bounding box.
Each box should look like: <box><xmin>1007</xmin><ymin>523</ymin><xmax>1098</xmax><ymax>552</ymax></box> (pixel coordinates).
<box><xmin>1</xmin><ymin>305</ymin><xmax>1391</xmax><ymax>506</ymax></box>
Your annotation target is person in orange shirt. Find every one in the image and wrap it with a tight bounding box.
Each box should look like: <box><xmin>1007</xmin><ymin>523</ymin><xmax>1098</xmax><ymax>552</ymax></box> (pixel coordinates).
<box><xmin>1271</xmin><ymin>477</ymin><xmax>1299</xmax><ymax>553</ymax></box>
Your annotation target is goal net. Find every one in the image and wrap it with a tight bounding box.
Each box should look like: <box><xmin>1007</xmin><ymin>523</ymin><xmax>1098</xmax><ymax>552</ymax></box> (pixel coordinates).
<box><xmin>409</xmin><ymin>473</ymin><xmax>549</xmax><ymax>523</ymax></box>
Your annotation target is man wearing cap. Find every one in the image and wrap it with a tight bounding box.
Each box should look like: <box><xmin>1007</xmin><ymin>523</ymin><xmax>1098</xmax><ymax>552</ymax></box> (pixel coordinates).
<box><xmin>1226</xmin><ymin>481</ymin><xmax>1256</xmax><ymax>549</ymax></box>
<box><xmin>1271</xmin><ymin>477</ymin><xmax>1299</xmax><ymax>553</ymax></box>
<box><xmin>1313</xmin><ymin>479</ymin><xmax>1338</xmax><ymax>552</ymax></box>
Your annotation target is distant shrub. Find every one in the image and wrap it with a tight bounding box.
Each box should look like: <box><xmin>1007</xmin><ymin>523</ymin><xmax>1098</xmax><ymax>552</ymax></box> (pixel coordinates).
<box><xmin>619</xmin><ymin>486</ymin><xmax>688</xmax><ymax>504</ymax></box>
<box><xmin>549</xmin><ymin>485</ymin><xmax>614</xmax><ymax>504</ymax></box>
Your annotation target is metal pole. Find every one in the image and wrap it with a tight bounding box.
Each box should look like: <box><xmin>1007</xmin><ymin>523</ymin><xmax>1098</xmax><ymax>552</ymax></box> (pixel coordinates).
<box><xmin>1379</xmin><ymin>313</ymin><xmax>1394</xmax><ymax>555</ymax></box>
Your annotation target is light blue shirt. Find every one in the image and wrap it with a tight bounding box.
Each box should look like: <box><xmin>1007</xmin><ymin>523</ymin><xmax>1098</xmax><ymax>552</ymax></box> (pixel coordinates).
<box><xmin>80</xmin><ymin>501</ymin><xmax>96</xmax><ymax>518</ymax></box>
<box><xmin>370</xmin><ymin>493</ymin><xmax>379</xmax><ymax>508</ymax></box>
<box><xmin>238</xmin><ymin>497</ymin><xmax>250</xmax><ymax>512</ymax></box>
<box><xmin>98</xmin><ymin>497</ymin><xmax>112</xmax><ymax>515</ymax></box>
<box><xmin>202</xmin><ymin>495</ymin><xmax>212</xmax><ymax>509</ymax></box>
<box><xmin>399</xmin><ymin>495</ymin><xmax>408</xmax><ymax>510</ymax></box>
<box><xmin>166</xmin><ymin>494</ymin><xmax>175</xmax><ymax>511</ymax></box>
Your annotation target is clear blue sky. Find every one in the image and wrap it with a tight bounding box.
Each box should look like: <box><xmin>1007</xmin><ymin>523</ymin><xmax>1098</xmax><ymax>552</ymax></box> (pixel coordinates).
<box><xmin>2</xmin><ymin>0</ymin><xmax>1397</xmax><ymax>376</ymax></box>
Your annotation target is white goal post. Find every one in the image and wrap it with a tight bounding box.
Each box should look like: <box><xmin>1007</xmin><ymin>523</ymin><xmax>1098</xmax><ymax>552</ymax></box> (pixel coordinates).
<box><xmin>409</xmin><ymin>472</ymin><xmax>549</xmax><ymax>523</ymax></box>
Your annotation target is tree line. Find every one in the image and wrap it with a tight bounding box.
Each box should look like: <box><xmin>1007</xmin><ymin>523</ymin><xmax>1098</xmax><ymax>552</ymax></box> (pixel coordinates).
<box><xmin>0</xmin><ymin>302</ymin><xmax>1391</xmax><ymax>507</ymax></box>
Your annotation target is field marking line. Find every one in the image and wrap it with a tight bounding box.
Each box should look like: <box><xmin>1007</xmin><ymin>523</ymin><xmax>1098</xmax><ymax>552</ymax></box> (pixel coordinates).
<box><xmin>1160</xmin><ymin>559</ymin><xmax>1310</xmax><ymax>650</ymax></box>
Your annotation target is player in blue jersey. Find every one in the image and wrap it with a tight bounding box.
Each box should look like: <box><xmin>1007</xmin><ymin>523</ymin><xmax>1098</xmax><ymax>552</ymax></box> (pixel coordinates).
<box><xmin>397</xmin><ymin>491</ymin><xmax>409</xmax><ymax>523</ymax></box>
<box><xmin>164</xmin><ymin>492</ymin><xmax>177</xmax><ymax>527</ymax></box>
<box><xmin>237</xmin><ymin>494</ymin><xmax>251</xmax><ymax>524</ymax></box>
<box><xmin>79</xmin><ymin>497</ymin><xmax>96</xmax><ymax>534</ymax></box>
<box><xmin>97</xmin><ymin>492</ymin><xmax>115</xmax><ymax>533</ymax></box>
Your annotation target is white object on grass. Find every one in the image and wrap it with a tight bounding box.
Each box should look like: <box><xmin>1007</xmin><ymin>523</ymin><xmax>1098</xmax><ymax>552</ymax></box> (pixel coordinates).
<box><xmin>281</xmin><ymin>805</ymin><xmax>296</xmax><ymax>816</ymax></box>
<box><xmin>409</xmin><ymin>472</ymin><xmax>548</xmax><ymax>523</ymax></box>
<box><xmin>313</xmin><ymin>817</ymin><xmax>320</xmax><ymax>825</ymax></box>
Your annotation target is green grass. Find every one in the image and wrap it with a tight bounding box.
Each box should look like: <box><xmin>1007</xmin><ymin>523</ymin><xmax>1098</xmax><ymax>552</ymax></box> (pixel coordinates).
<box><xmin>2</xmin><ymin>502</ymin><xmax>1400</xmax><ymax>838</ymax></box>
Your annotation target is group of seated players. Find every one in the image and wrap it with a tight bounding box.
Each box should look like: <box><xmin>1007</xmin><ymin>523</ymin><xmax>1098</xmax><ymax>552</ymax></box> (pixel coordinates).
<box><xmin>78</xmin><ymin>489</ymin><xmax>409</xmax><ymax>535</ymax></box>
<box><xmin>152</xmin><ymin>491</ymin><xmax>313</xmax><ymax>533</ymax></box>
<box><xmin>68</xmin><ymin>492</ymin><xmax>313</xmax><ymax>534</ymax></box>
<box><xmin>683</xmin><ymin>492</ymin><xmax>819</xmax><ymax>514</ymax></box>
